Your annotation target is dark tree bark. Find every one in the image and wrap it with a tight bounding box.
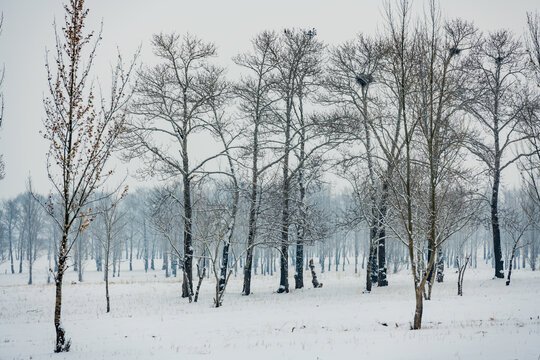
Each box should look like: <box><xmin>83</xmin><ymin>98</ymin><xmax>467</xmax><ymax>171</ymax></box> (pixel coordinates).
<box><xmin>377</xmin><ymin>187</ymin><xmax>388</xmax><ymax>287</ymax></box>
<box><xmin>309</xmin><ymin>259</ymin><xmax>322</xmax><ymax>288</ymax></box>
<box><xmin>491</xmin><ymin>171</ymin><xmax>504</xmax><ymax>278</ymax></box>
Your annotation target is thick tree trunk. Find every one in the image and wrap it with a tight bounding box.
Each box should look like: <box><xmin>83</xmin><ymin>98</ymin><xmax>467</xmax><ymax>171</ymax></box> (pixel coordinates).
<box><xmin>377</xmin><ymin>227</ymin><xmax>387</xmax><ymax>287</ymax></box>
<box><xmin>491</xmin><ymin>170</ymin><xmax>504</xmax><ymax>278</ymax></box>
<box><xmin>436</xmin><ymin>247</ymin><xmax>444</xmax><ymax>283</ymax></box>
<box><xmin>182</xmin><ymin>173</ymin><xmax>194</xmax><ymax>297</ymax></box>
<box><xmin>309</xmin><ymin>259</ymin><xmax>322</xmax><ymax>288</ymax></box>
<box><xmin>242</xmin><ymin>191</ymin><xmax>257</xmax><ymax>295</ymax></box>
<box><xmin>412</xmin><ymin>288</ymin><xmax>423</xmax><ymax>330</ymax></box>
<box><xmin>278</xmin><ymin>115</ymin><xmax>291</xmax><ymax>294</ymax></box>
<box><xmin>377</xmin><ymin>182</ymin><xmax>389</xmax><ymax>286</ymax></box>
<box><xmin>219</xmin><ymin>239</ymin><xmax>231</xmax><ymax>293</ymax></box>
<box><xmin>295</xmin><ymin>240</ymin><xmax>304</xmax><ymax>289</ymax></box>
<box><xmin>366</xmin><ymin>226</ymin><xmax>378</xmax><ymax>292</ymax></box>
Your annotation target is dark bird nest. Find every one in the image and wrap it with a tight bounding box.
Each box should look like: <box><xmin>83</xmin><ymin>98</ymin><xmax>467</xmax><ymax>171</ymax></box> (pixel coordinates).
<box><xmin>355</xmin><ymin>73</ymin><xmax>374</xmax><ymax>87</ymax></box>
<box><xmin>449</xmin><ymin>47</ymin><xmax>461</xmax><ymax>56</ymax></box>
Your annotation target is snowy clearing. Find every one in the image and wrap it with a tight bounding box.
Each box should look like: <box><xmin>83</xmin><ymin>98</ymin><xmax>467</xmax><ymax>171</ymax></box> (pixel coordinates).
<box><xmin>1</xmin><ymin>260</ymin><xmax>539</xmax><ymax>359</ymax></box>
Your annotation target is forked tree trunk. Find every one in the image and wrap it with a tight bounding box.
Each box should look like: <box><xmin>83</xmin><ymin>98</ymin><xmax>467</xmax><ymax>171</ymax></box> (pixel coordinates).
<box><xmin>457</xmin><ymin>255</ymin><xmax>470</xmax><ymax>296</ymax></box>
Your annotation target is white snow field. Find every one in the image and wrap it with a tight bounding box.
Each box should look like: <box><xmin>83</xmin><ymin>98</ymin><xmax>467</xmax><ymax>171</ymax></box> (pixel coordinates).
<box><xmin>0</xmin><ymin>259</ymin><xmax>539</xmax><ymax>359</ymax></box>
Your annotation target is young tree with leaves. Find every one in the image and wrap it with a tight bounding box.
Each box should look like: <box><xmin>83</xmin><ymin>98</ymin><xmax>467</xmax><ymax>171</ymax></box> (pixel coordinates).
<box><xmin>42</xmin><ymin>0</ymin><xmax>135</xmax><ymax>351</ymax></box>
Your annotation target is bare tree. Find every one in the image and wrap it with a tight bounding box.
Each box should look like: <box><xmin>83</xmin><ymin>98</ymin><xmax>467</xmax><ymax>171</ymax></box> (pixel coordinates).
<box><xmin>466</xmin><ymin>29</ymin><xmax>531</xmax><ymax>279</ymax></box>
<box><xmin>268</xmin><ymin>28</ymin><xmax>325</xmax><ymax>293</ymax></box>
<box><xmin>22</xmin><ymin>177</ymin><xmax>43</xmax><ymax>285</ymax></box>
<box><xmin>2</xmin><ymin>199</ymin><xmax>18</xmax><ymax>274</ymax></box>
<box><xmin>123</xmin><ymin>33</ymin><xmax>228</xmax><ymax>298</ymax></box>
<box><xmin>378</xmin><ymin>0</ymin><xmax>480</xmax><ymax>329</ymax></box>
<box><xmin>234</xmin><ymin>31</ymin><xmax>279</xmax><ymax>296</ymax></box>
<box><xmin>93</xmin><ymin>189</ymin><xmax>128</xmax><ymax>312</ymax></box>
<box><xmin>42</xmin><ymin>0</ymin><xmax>136</xmax><ymax>351</ymax></box>
<box><xmin>323</xmin><ymin>33</ymin><xmax>388</xmax><ymax>290</ymax></box>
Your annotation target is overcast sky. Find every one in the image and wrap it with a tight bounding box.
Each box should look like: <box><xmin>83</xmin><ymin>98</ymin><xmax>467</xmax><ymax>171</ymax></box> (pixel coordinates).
<box><xmin>0</xmin><ymin>0</ymin><xmax>538</xmax><ymax>200</ymax></box>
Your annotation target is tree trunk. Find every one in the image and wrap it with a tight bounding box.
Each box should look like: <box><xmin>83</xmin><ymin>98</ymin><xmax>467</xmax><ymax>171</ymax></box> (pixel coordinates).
<box><xmin>182</xmin><ymin>172</ymin><xmax>194</xmax><ymax>298</ymax></box>
<box><xmin>295</xmin><ymin>240</ymin><xmax>304</xmax><ymax>289</ymax></box>
<box><xmin>243</xmin><ymin>120</ymin><xmax>259</xmax><ymax>295</ymax></box>
<box><xmin>377</xmin><ymin>182</ymin><xmax>389</xmax><ymax>286</ymax></box>
<box><xmin>54</xmin><ymin>235</ymin><xmax>70</xmax><ymax>352</ymax></box>
<box><xmin>129</xmin><ymin>229</ymin><xmax>133</xmax><ymax>271</ymax></box>
<box><xmin>506</xmin><ymin>246</ymin><xmax>518</xmax><ymax>286</ymax></box>
<box><xmin>278</xmin><ymin>126</ymin><xmax>290</xmax><ymax>294</ymax></box>
<box><xmin>28</xmin><ymin>236</ymin><xmax>33</xmax><ymax>285</ymax></box>
<box><xmin>377</xmin><ymin>226</ymin><xmax>387</xmax><ymax>286</ymax></box>
<box><xmin>354</xmin><ymin>232</ymin><xmax>359</xmax><ymax>274</ymax></box>
<box><xmin>105</xmin><ymin>235</ymin><xmax>110</xmax><ymax>312</ymax></box>
<box><xmin>491</xmin><ymin>170</ymin><xmax>504</xmax><ymax>278</ymax></box>
<box><xmin>412</xmin><ymin>288</ymin><xmax>423</xmax><ymax>330</ymax></box>
<box><xmin>436</xmin><ymin>247</ymin><xmax>444</xmax><ymax>283</ymax></box>
<box><xmin>9</xmin><ymin>226</ymin><xmax>14</xmax><ymax>274</ymax></box>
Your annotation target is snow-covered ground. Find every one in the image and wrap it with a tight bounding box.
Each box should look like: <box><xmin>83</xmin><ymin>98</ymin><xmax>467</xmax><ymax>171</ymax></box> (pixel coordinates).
<box><xmin>1</xmin><ymin>259</ymin><xmax>539</xmax><ymax>359</ymax></box>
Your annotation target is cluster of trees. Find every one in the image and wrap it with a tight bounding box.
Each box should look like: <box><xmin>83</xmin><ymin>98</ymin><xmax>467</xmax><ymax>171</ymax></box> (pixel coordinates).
<box><xmin>0</xmin><ymin>0</ymin><xmax>539</xmax><ymax>353</ymax></box>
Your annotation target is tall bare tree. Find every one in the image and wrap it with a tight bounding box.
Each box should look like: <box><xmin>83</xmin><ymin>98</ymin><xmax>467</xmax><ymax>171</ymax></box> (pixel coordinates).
<box><xmin>324</xmin><ymin>34</ymin><xmax>388</xmax><ymax>290</ymax></box>
<box><xmin>269</xmin><ymin>28</ymin><xmax>324</xmax><ymax>293</ymax></box>
<box><xmin>466</xmin><ymin>29</ymin><xmax>530</xmax><ymax>279</ymax></box>
<box><xmin>123</xmin><ymin>33</ymin><xmax>228</xmax><ymax>298</ymax></box>
<box><xmin>234</xmin><ymin>31</ymin><xmax>279</xmax><ymax>296</ymax></box>
<box><xmin>377</xmin><ymin>0</ymin><xmax>479</xmax><ymax>329</ymax></box>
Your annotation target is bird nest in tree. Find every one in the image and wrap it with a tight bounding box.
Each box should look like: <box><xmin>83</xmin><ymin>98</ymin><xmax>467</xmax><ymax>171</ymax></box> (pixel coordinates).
<box><xmin>449</xmin><ymin>47</ymin><xmax>461</xmax><ymax>56</ymax></box>
<box><xmin>355</xmin><ymin>73</ymin><xmax>374</xmax><ymax>87</ymax></box>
